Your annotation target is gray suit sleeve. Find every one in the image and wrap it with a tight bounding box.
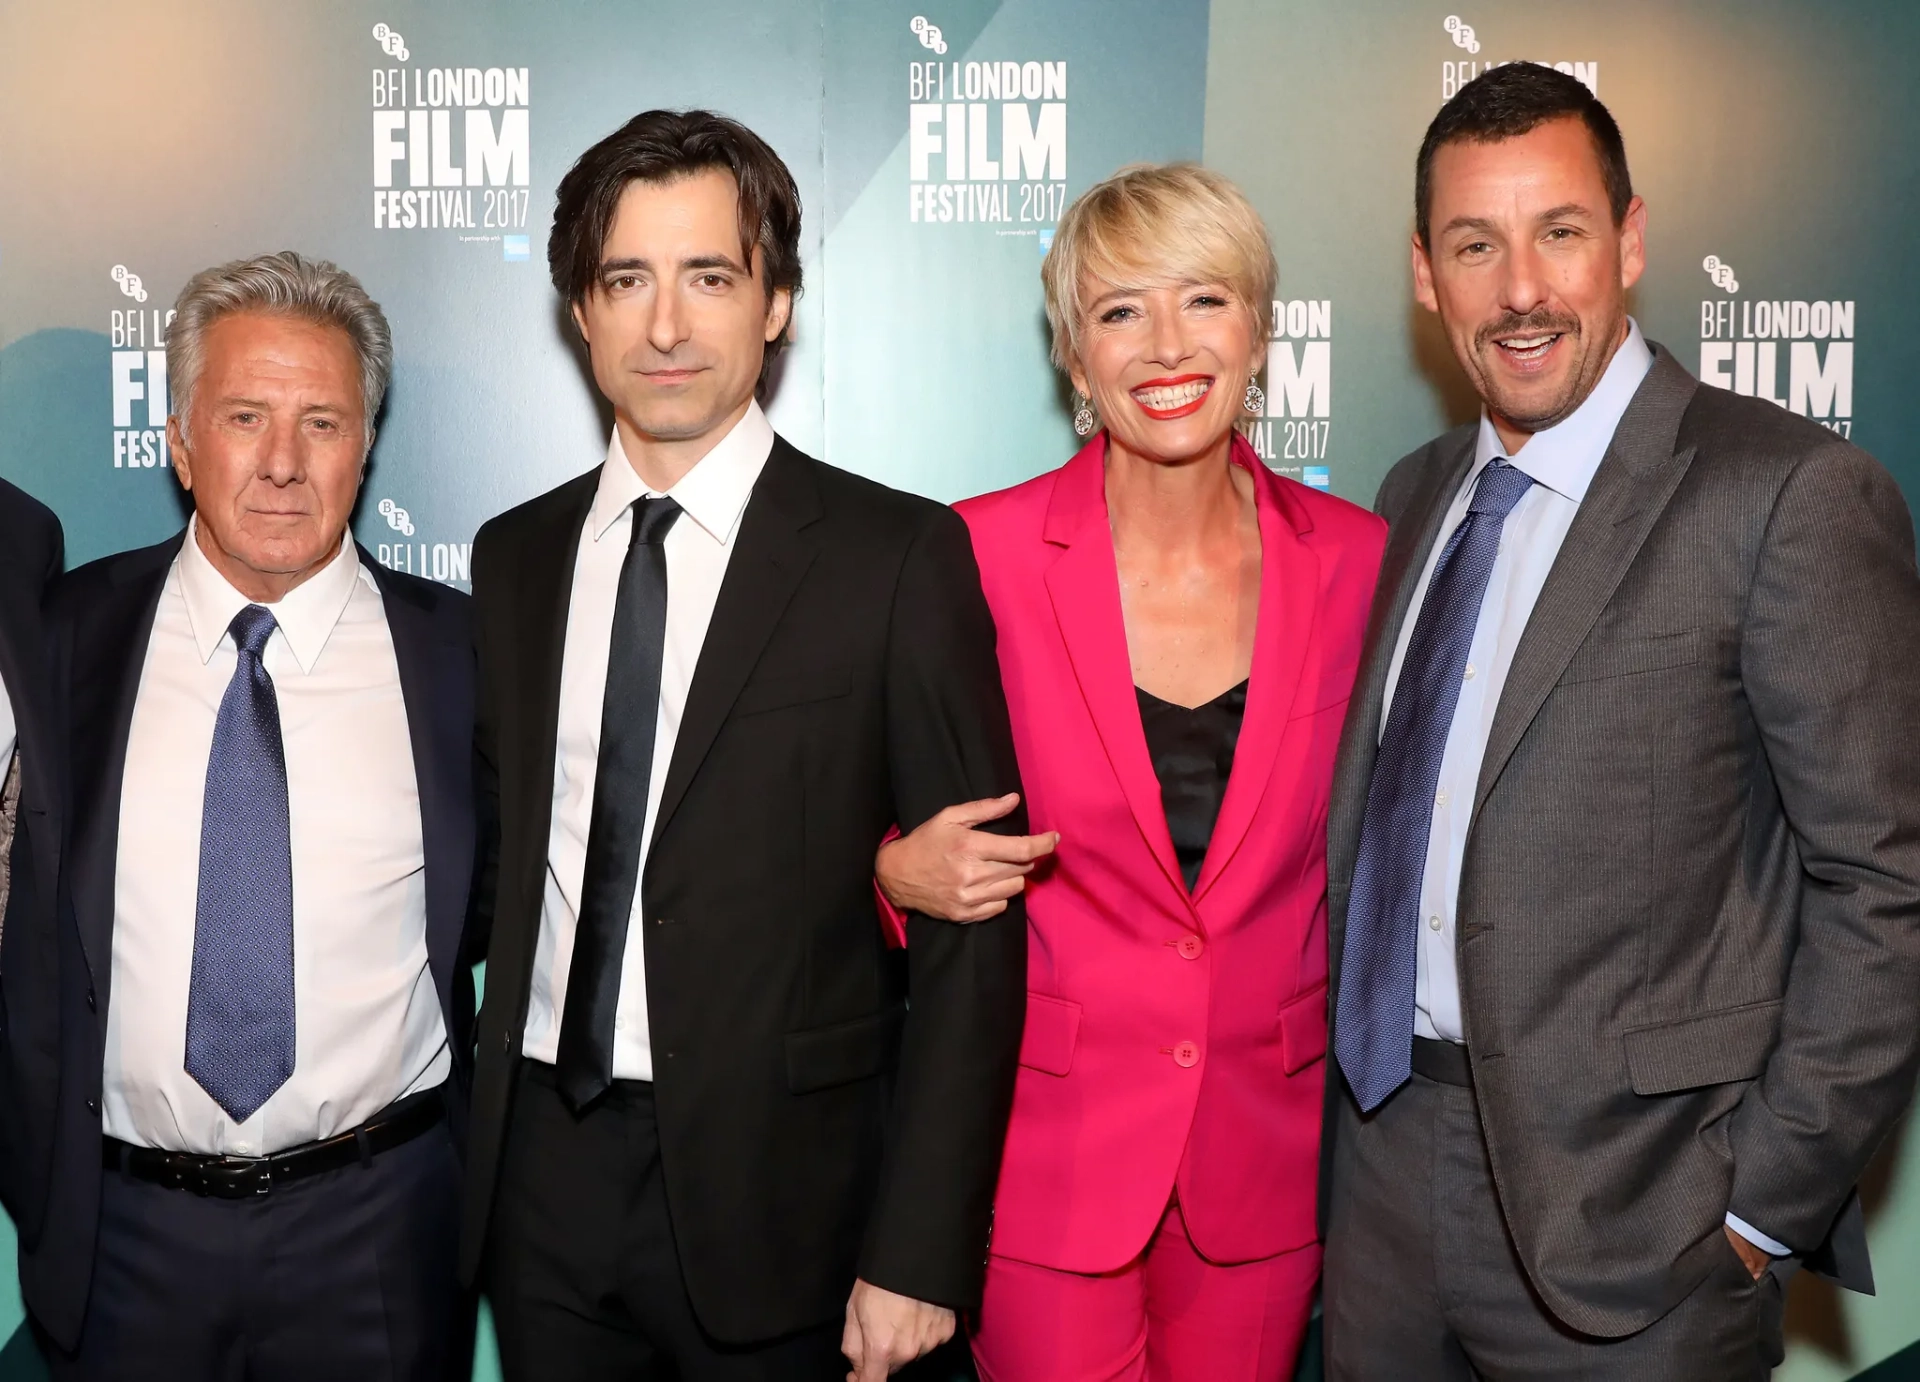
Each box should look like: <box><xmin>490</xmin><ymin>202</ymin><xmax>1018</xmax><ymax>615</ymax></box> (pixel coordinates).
<box><xmin>1728</xmin><ymin>443</ymin><xmax>1920</xmax><ymax>1253</ymax></box>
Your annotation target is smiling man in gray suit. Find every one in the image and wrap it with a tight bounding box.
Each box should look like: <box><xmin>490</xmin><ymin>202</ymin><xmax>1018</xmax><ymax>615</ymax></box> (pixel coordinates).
<box><xmin>1321</xmin><ymin>64</ymin><xmax>1920</xmax><ymax>1381</ymax></box>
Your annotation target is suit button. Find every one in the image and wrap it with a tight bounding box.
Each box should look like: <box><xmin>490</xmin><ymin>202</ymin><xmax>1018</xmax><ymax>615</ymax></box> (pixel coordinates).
<box><xmin>1175</xmin><ymin>934</ymin><xmax>1203</xmax><ymax>960</ymax></box>
<box><xmin>1173</xmin><ymin>1042</ymin><xmax>1199</xmax><ymax>1068</ymax></box>
<box><xmin>85</xmin><ymin>1097</ymin><xmax>98</xmax><ymax>1115</ymax></box>
<box><xmin>87</xmin><ymin>989</ymin><xmax>97</xmax><ymax>1012</ymax></box>
<box><xmin>502</xmin><ymin>1031</ymin><xmax>513</xmax><ymax>1054</ymax></box>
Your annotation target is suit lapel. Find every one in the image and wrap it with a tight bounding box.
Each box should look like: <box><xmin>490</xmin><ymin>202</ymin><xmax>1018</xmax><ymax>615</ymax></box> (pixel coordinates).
<box><xmin>505</xmin><ymin>472</ymin><xmax>595</xmax><ymax>914</ymax></box>
<box><xmin>0</xmin><ymin>551</ymin><xmax>56</xmax><ymax>830</ymax></box>
<box><xmin>648</xmin><ymin>439</ymin><xmax>820</xmax><ymax>850</ymax></box>
<box><xmin>1326</xmin><ymin>430</ymin><xmax>1477</xmax><ymax>892</ymax></box>
<box><xmin>1471</xmin><ymin>350</ymin><xmax>1699</xmax><ymax>816</ymax></box>
<box><xmin>1041</xmin><ymin>438</ymin><xmax>1185</xmax><ymax>898</ymax></box>
<box><xmin>366</xmin><ymin>552</ymin><xmax>470</xmax><ymax>1042</ymax></box>
<box><xmin>69</xmin><ymin>535</ymin><xmax>183</xmax><ymax>985</ymax></box>
<box><xmin>1192</xmin><ymin>441</ymin><xmax>1318</xmax><ymax>902</ymax></box>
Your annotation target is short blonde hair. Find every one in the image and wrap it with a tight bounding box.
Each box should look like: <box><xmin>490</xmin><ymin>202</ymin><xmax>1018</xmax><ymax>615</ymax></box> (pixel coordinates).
<box><xmin>1041</xmin><ymin>163</ymin><xmax>1275</xmax><ymax>372</ymax></box>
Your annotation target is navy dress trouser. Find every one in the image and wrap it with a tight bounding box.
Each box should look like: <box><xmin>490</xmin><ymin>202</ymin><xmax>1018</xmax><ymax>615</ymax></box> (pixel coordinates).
<box><xmin>36</xmin><ymin>1117</ymin><xmax>467</xmax><ymax>1382</ymax></box>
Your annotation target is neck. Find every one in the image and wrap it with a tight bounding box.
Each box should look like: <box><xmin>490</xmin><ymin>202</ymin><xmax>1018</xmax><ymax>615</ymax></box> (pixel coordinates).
<box><xmin>1489</xmin><ymin>314</ymin><xmax>1632</xmax><ymax>456</ymax></box>
<box><xmin>1103</xmin><ymin>427</ymin><xmax>1251</xmax><ymax>553</ymax></box>
<box><xmin>193</xmin><ymin>520</ymin><xmax>335</xmax><ymax>604</ymax></box>
<box><xmin>616</xmin><ymin>395</ymin><xmax>754</xmax><ymax>493</ymax></box>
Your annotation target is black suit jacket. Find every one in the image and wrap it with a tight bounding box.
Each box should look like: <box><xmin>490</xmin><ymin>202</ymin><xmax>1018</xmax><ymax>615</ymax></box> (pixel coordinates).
<box><xmin>20</xmin><ymin>532</ymin><xmax>479</xmax><ymax>1351</ymax></box>
<box><xmin>461</xmin><ymin>437</ymin><xmax>1028</xmax><ymax>1343</ymax></box>
<box><xmin>0</xmin><ymin>478</ymin><xmax>64</xmax><ymax>1247</ymax></box>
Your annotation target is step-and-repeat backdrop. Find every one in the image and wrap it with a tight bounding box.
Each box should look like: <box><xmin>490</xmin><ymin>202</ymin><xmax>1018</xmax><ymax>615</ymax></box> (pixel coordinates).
<box><xmin>1</xmin><ymin>2</ymin><xmax>1914</xmax><ymax>1377</ymax></box>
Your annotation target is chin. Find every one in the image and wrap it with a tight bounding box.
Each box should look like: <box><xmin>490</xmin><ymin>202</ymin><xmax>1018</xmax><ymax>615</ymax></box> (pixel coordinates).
<box><xmin>632</xmin><ymin>399</ymin><xmax>728</xmax><ymax>442</ymax></box>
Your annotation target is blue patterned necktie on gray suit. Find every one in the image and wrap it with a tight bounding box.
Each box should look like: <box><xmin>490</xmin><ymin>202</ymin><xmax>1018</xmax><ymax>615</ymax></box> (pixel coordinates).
<box><xmin>1335</xmin><ymin>459</ymin><xmax>1534</xmax><ymax>1113</ymax></box>
<box><xmin>185</xmin><ymin>602</ymin><xmax>296</xmax><ymax>1123</ymax></box>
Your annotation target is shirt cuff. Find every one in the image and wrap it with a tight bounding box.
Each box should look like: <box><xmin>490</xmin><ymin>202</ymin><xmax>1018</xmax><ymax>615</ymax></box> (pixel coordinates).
<box><xmin>1725</xmin><ymin>1213</ymin><xmax>1792</xmax><ymax>1258</ymax></box>
<box><xmin>873</xmin><ymin>825</ymin><xmax>907</xmax><ymax>950</ymax></box>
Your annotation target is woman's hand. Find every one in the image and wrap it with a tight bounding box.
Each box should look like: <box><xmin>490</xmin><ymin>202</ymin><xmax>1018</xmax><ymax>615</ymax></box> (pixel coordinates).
<box><xmin>876</xmin><ymin>794</ymin><xmax>1059</xmax><ymax>922</ymax></box>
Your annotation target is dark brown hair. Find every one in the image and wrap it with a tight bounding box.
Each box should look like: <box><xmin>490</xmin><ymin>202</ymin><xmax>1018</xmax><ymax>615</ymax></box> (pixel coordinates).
<box><xmin>549</xmin><ymin>109</ymin><xmax>803</xmax><ymax>385</ymax></box>
<box><xmin>1415</xmin><ymin>63</ymin><xmax>1632</xmax><ymax>247</ymax></box>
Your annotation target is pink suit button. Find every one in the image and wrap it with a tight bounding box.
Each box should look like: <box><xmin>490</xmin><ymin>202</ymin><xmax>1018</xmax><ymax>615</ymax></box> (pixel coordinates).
<box><xmin>1173</xmin><ymin>1041</ymin><xmax>1200</xmax><ymax>1068</ymax></box>
<box><xmin>1176</xmin><ymin>934</ymin><xmax>1204</xmax><ymax>960</ymax></box>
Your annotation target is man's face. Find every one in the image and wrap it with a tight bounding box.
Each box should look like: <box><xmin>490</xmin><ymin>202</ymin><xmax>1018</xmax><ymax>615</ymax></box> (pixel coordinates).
<box><xmin>572</xmin><ymin>169</ymin><xmax>792</xmax><ymax>449</ymax></box>
<box><xmin>1413</xmin><ymin>116</ymin><xmax>1646</xmax><ymax>440</ymax></box>
<box><xmin>168</xmin><ymin>311</ymin><xmax>367</xmax><ymax>597</ymax></box>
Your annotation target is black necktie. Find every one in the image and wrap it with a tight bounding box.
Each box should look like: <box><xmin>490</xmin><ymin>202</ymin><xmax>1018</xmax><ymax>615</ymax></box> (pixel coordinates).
<box><xmin>556</xmin><ymin>496</ymin><xmax>682</xmax><ymax>1111</ymax></box>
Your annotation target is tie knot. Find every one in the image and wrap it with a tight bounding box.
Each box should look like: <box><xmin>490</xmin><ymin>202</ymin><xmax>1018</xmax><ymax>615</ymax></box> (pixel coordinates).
<box><xmin>1468</xmin><ymin>460</ymin><xmax>1534</xmax><ymax>519</ymax></box>
<box><xmin>228</xmin><ymin>604</ymin><xmax>278</xmax><ymax>659</ymax></box>
<box><xmin>632</xmin><ymin>496</ymin><xmax>682</xmax><ymax>547</ymax></box>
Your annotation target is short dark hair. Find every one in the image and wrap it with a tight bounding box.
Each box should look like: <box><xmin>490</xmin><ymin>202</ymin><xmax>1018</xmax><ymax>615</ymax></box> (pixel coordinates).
<box><xmin>1415</xmin><ymin>64</ymin><xmax>1632</xmax><ymax>246</ymax></box>
<box><xmin>549</xmin><ymin>109</ymin><xmax>804</xmax><ymax>385</ymax></box>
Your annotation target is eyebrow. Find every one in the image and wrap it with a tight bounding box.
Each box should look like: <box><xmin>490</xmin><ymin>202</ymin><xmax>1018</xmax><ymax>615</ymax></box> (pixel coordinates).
<box><xmin>1085</xmin><ymin>277</ymin><xmax>1230</xmax><ymax>310</ymax></box>
<box><xmin>1439</xmin><ymin>203</ymin><xmax>1597</xmax><ymax>239</ymax></box>
<box><xmin>598</xmin><ymin>252</ymin><xmax>751</xmax><ymax>277</ymax></box>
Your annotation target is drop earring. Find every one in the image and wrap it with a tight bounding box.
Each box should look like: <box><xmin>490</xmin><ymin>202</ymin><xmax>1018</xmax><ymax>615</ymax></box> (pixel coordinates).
<box><xmin>1243</xmin><ymin>372</ymin><xmax>1266</xmax><ymax>415</ymax></box>
<box><xmin>1072</xmin><ymin>393</ymin><xmax>1097</xmax><ymax>437</ymax></box>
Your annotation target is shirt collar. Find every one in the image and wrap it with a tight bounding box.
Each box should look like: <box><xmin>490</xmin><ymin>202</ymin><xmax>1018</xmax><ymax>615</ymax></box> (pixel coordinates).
<box><xmin>588</xmin><ymin>399</ymin><xmax>775</xmax><ymax>546</ymax></box>
<box><xmin>178</xmin><ymin>516</ymin><xmax>365</xmax><ymax>674</ymax></box>
<box><xmin>1472</xmin><ymin>317</ymin><xmax>1655</xmax><ymax>503</ymax></box>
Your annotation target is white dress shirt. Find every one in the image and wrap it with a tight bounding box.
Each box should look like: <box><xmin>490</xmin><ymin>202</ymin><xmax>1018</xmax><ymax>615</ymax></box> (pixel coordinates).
<box><xmin>1377</xmin><ymin>322</ymin><xmax>1787</xmax><ymax>1258</ymax></box>
<box><xmin>0</xmin><ymin>664</ymin><xmax>15</xmax><ymax>788</ymax></box>
<box><xmin>104</xmin><ymin>522</ymin><xmax>449</xmax><ymax>1156</ymax></box>
<box><xmin>522</xmin><ymin>401</ymin><xmax>774</xmax><ymax>1081</ymax></box>
<box><xmin>1381</xmin><ymin>320</ymin><xmax>1652</xmax><ymax>1046</ymax></box>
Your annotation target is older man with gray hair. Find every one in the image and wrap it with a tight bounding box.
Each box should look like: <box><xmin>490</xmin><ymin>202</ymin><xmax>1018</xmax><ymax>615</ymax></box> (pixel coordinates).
<box><xmin>17</xmin><ymin>251</ymin><xmax>480</xmax><ymax>1381</ymax></box>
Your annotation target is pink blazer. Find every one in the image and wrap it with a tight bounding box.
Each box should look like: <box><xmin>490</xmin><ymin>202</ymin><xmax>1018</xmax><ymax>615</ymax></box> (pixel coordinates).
<box><xmin>958</xmin><ymin>433</ymin><xmax>1385</xmax><ymax>1273</ymax></box>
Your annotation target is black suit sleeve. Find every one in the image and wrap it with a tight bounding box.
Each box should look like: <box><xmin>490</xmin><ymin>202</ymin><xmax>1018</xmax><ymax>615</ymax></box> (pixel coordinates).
<box><xmin>858</xmin><ymin>506</ymin><xmax>1027</xmax><ymax>1309</ymax></box>
<box><xmin>1729</xmin><ymin>444</ymin><xmax>1920</xmax><ymax>1266</ymax></box>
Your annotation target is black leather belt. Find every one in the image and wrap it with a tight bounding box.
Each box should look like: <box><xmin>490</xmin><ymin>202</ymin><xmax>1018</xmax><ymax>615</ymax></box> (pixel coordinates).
<box><xmin>103</xmin><ymin>1086</ymin><xmax>444</xmax><ymax>1198</ymax></box>
<box><xmin>1412</xmin><ymin>1036</ymin><xmax>1473</xmax><ymax>1087</ymax></box>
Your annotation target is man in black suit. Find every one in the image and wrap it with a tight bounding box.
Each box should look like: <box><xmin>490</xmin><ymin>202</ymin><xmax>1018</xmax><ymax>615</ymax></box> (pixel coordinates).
<box><xmin>465</xmin><ymin>110</ymin><xmax>1027</xmax><ymax>1382</ymax></box>
<box><xmin>23</xmin><ymin>252</ymin><xmax>478</xmax><ymax>1380</ymax></box>
<box><xmin>0</xmin><ymin>475</ymin><xmax>65</xmax><ymax>1251</ymax></box>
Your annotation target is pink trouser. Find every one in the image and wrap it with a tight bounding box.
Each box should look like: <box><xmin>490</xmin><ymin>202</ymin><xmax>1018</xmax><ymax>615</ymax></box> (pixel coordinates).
<box><xmin>971</xmin><ymin>1202</ymin><xmax>1321</xmax><ymax>1382</ymax></box>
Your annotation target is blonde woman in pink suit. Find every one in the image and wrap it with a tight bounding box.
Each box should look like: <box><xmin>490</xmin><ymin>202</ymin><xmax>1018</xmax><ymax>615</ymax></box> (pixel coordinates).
<box><xmin>876</xmin><ymin>164</ymin><xmax>1387</xmax><ymax>1381</ymax></box>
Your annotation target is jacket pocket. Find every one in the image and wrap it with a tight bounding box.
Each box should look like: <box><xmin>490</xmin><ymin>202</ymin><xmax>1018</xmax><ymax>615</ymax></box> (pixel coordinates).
<box><xmin>1018</xmin><ymin>992</ymin><xmax>1082</xmax><ymax>1077</ymax></box>
<box><xmin>735</xmin><ymin>669</ymin><xmax>852</xmax><ymax>717</ymax></box>
<box><xmin>785</xmin><ymin>1007</ymin><xmax>904</xmax><ymax>1094</ymax></box>
<box><xmin>1558</xmin><ymin>629</ymin><xmax>1701</xmax><ymax>686</ymax></box>
<box><xmin>1279</xmin><ymin>980</ymin><xmax>1329</xmax><ymax>1074</ymax></box>
<box><xmin>1623</xmin><ymin>999</ymin><xmax>1782</xmax><ymax>1095</ymax></box>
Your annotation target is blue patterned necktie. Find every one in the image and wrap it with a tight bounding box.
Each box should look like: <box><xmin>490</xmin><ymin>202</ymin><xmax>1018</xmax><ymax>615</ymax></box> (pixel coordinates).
<box><xmin>185</xmin><ymin>603</ymin><xmax>296</xmax><ymax>1124</ymax></box>
<box><xmin>1335</xmin><ymin>460</ymin><xmax>1534</xmax><ymax>1112</ymax></box>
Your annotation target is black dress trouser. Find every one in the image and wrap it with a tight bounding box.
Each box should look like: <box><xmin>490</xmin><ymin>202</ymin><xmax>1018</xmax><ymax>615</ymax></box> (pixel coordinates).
<box><xmin>485</xmin><ymin>1060</ymin><xmax>845</xmax><ymax>1382</ymax></box>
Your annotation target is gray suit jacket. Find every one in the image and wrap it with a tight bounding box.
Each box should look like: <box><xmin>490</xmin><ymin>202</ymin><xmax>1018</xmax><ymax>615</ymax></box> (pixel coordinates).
<box><xmin>1323</xmin><ymin>345</ymin><xmax>1920</xmax><ymax>1337</ymax></box>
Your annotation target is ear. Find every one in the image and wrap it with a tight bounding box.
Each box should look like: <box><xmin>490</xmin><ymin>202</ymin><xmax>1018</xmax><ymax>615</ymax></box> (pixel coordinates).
<box><xmin>570</xmin><ymin>298</ymin><xmax>591</xmax><ymax>343</ymax></box>
<box><xmin>1618</xmin><ymin>194</ymin><xmax>1648</xmax><ymax>293</ymax></box>
<box><xmin>763</xmin><ymin>284</ymin><xmax>793</xmax><ymax>345</ymax></box>
<box><xmin>167</xmin><ymin>413</ymin><xmax>193</xmax><ymax>492</ymax></box>
<box><xmin>1411</xmin><ymin>233</ymin><xmax>1439</xmax><ymax>314</ymax></box>
<box><xmin>1065</xmin><ymin>352</ymin><xmax>1090</xmax><ymax>401</ymax></box>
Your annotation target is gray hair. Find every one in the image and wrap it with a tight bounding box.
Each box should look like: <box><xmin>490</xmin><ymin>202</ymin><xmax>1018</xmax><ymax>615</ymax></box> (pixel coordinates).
<box><xmin>167</xmin><ymin>251</ymin><xmax>393</xmax><ymax>446</ymax></box>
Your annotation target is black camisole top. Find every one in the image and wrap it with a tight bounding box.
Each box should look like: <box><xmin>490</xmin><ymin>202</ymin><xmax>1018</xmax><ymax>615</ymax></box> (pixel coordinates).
<box><xmin>1134</xmin><ymin>680</ymin><xmax>1250</xmax><ymax>892</ymax></box>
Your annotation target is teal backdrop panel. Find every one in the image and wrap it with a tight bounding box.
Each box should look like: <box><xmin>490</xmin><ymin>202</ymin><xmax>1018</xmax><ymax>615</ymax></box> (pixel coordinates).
<box><xmin>0</xmin><ymin>2</ymin><xmax>1915</xmax><ymax>1378</ymax></box>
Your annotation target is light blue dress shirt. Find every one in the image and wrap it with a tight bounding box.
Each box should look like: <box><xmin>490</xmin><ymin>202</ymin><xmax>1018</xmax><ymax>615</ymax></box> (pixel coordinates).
<box><xmin>1376</xmin><ymin>321</ymin><xmax>1788</xmax><ymax>1259</ymax></box>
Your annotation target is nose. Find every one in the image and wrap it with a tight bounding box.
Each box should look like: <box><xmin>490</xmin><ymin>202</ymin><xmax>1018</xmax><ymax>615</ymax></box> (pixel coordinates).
<box><xmin>646</xmin><ymin>283</ymin><xmax>690</xmax><ymax>355</ymax></box>
<box><xmin>1146</xmin><ymin>302</ymin><xmax>1193</xmax><ymax>370</ymax></box>
<box><xmin>260</xmin><ymin>415</ymin><xmax>305</xmax><ymax>485</ymax></box>
<box><xmin>1500</xmin><ymin>238</ymin><xmax>1552</xmax><ymax>318</ymax></box>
